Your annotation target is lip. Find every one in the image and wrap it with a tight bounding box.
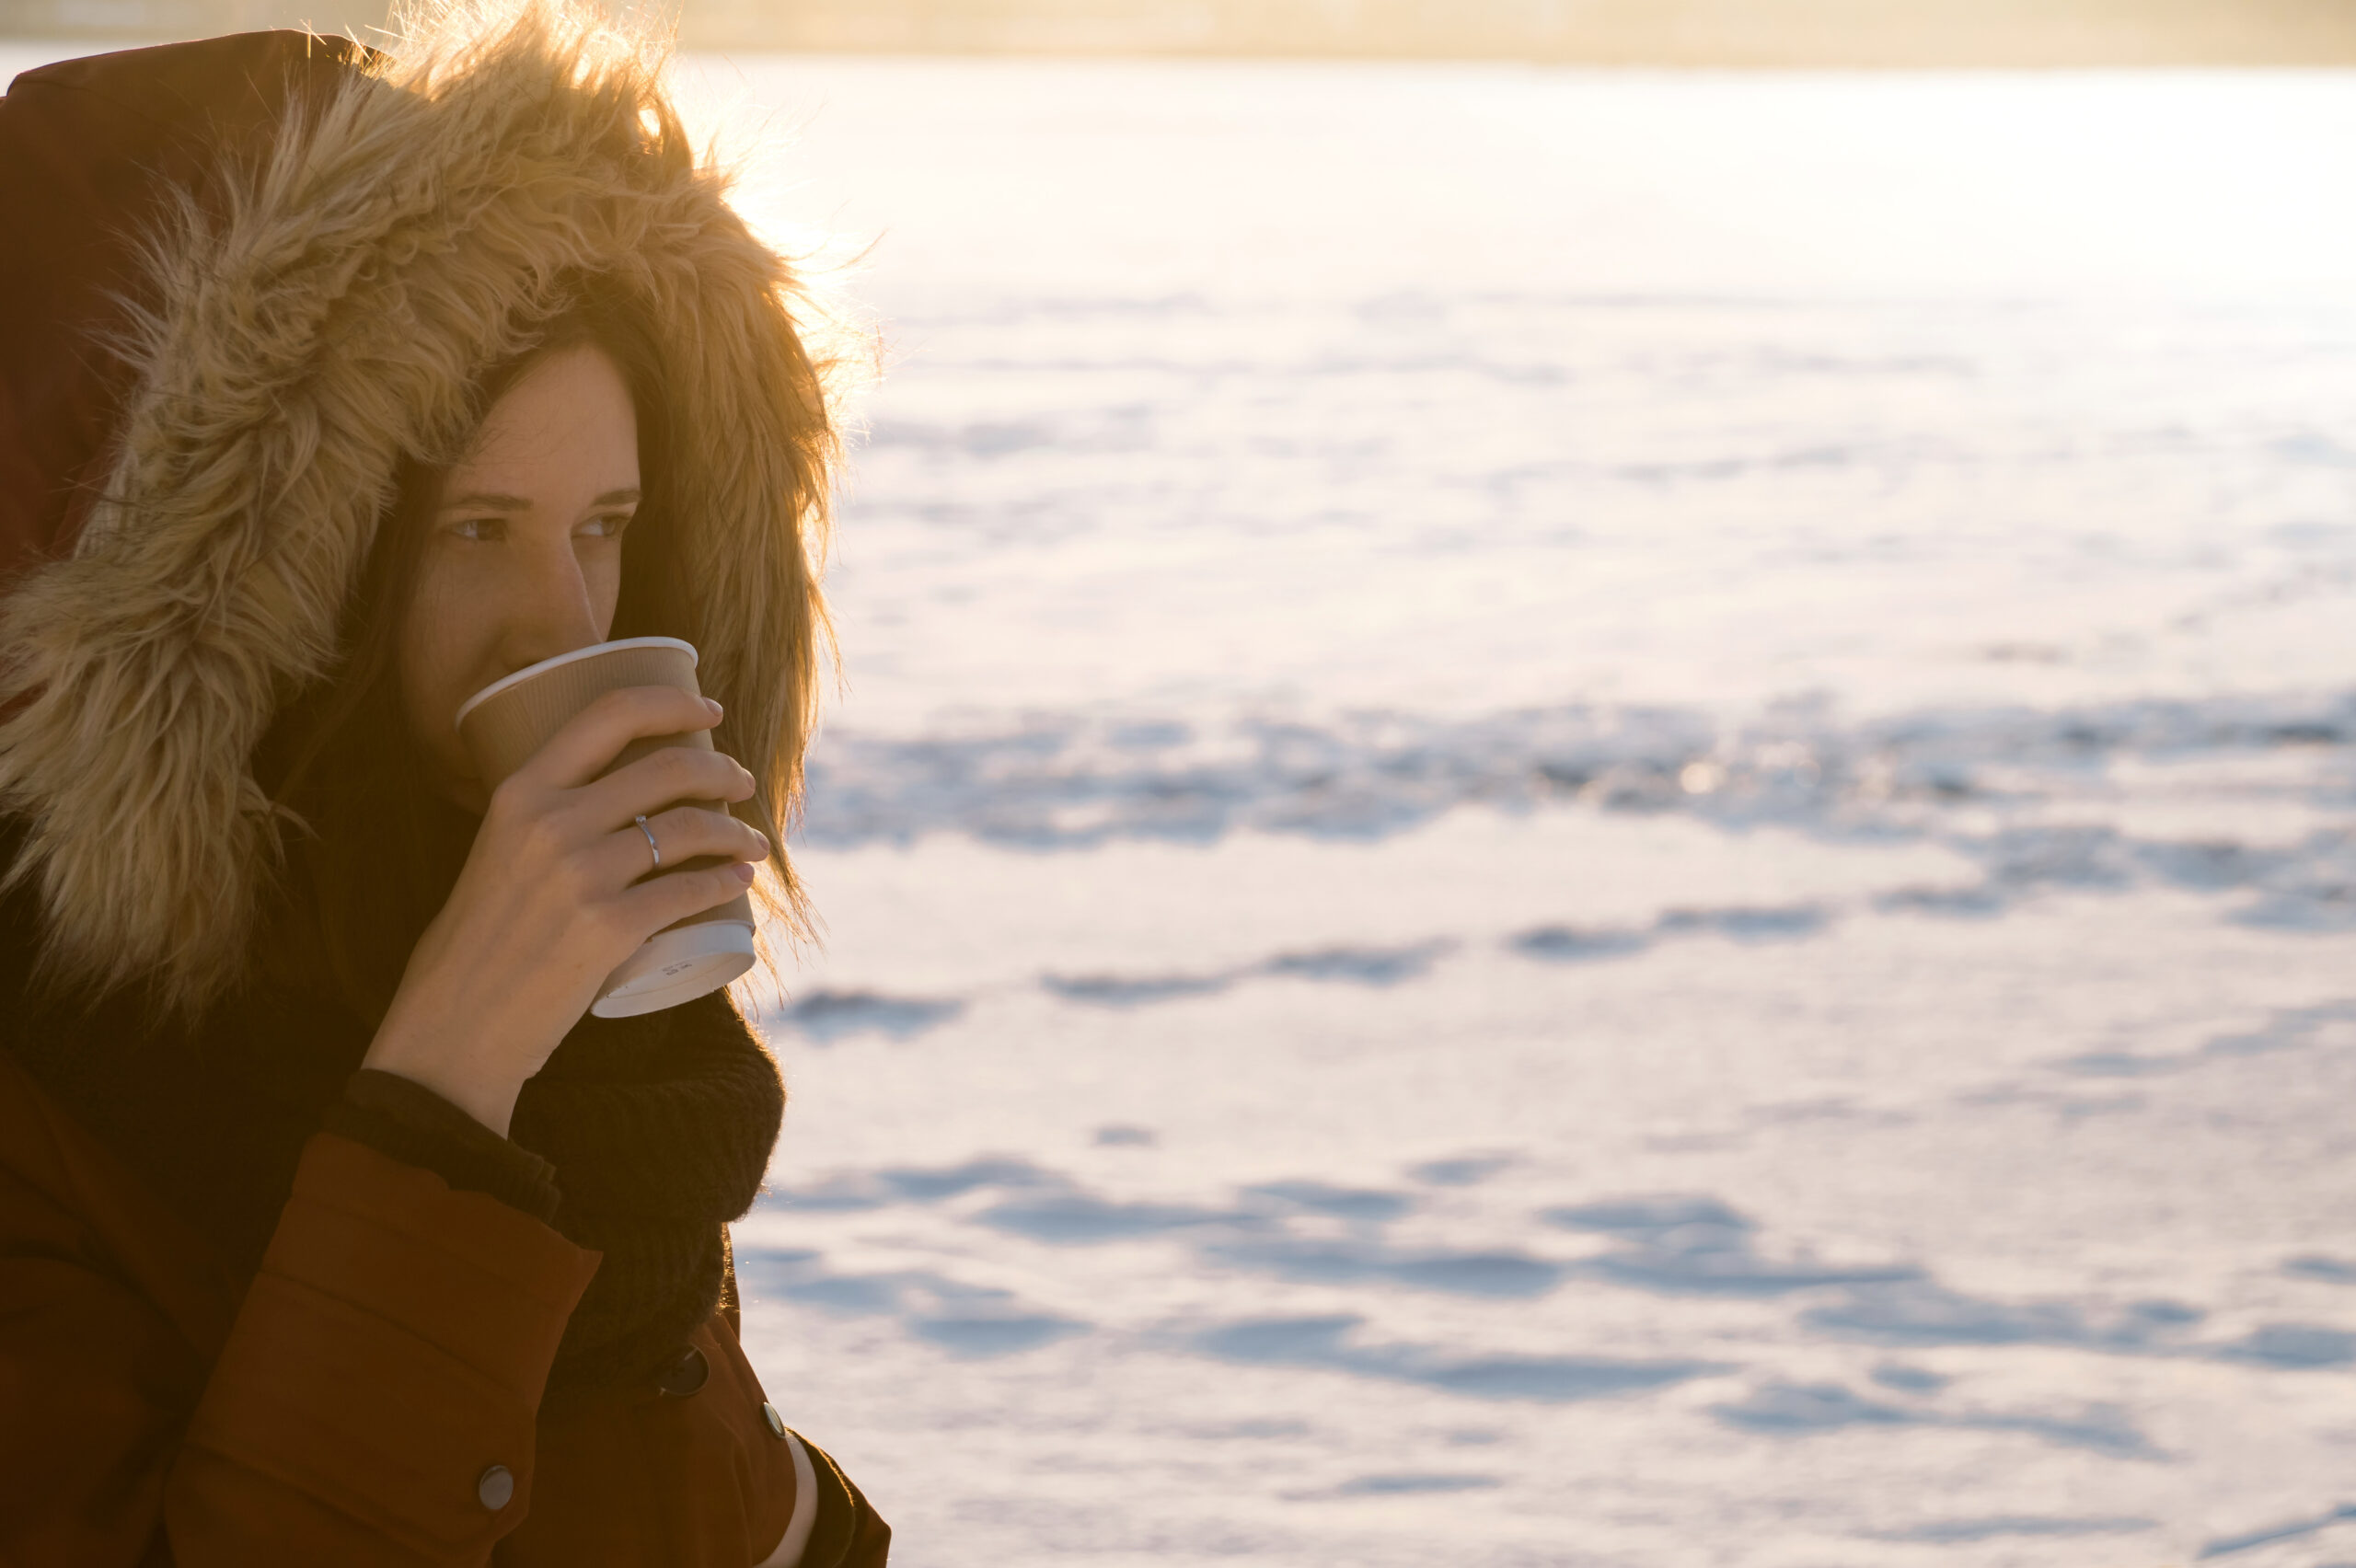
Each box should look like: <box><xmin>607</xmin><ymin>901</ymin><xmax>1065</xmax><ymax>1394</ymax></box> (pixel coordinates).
<box><xmin>453</xmin><ymin>635</ymin><xmax>699</xmax><ymax>728</ymax></box>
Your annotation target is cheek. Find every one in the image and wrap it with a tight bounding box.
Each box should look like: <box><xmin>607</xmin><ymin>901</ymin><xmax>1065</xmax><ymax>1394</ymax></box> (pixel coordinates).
<box><xmin>587</xmin><ymin>546</ymin><xmax>624</xmax><ymax>639</ymax></box>
<box><xmin>398</xmin><ymin>559</ymin><xmax>493</xmax><ymax>767</ymax></box>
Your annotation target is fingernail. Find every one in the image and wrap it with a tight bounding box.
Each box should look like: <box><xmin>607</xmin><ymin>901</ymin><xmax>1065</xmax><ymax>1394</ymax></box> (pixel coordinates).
<box><xmin>731</xmin><ymin>861</ymin><xmax>756</xmax><ymax>884</ymax></box>
<box><xmin>703</xmin><ymin>697</ymin><xmax>722</xmax><ymax>716</ymax></box>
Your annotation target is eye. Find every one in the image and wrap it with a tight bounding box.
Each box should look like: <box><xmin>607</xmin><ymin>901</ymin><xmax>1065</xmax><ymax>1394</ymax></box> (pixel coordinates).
<box><xmin>449</xmin><ymin>517</ymin><xmax>507</xmax><ymax>544</ymax></box>
<box><xmin>578</xmin><ymin>511</ymin><xmax>636</xmax><ymax>541</ymax></box>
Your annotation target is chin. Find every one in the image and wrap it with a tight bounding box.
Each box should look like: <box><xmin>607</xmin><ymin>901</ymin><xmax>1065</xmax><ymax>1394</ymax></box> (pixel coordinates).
<box><xmin>430</xmin><ymin>769</ymin><xmax>491</xmax><ymax>817</ymax></box>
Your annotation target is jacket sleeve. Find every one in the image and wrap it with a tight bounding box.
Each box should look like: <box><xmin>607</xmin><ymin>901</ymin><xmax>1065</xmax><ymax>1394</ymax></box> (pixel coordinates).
<box><xmin>164</xmin><ymin>1133</ymin><xmax>601</xmax><ymax>1567</ymax></box>
<box><xmin>506</xmin><ymin>1307</ymin><xmax>888</xmax><ymax>1568</ymax></box>
<box><xmin>789</xmin><ymin>1429</ymin><xmax>893</xmax><ymax>1568</ymax></box>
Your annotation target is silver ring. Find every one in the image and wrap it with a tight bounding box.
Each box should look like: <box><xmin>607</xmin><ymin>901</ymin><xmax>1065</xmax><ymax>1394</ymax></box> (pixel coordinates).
<box><xmin>634</xmin><ymin>813</ymin><xmax>662</xmax><ymax>870</ymax></box>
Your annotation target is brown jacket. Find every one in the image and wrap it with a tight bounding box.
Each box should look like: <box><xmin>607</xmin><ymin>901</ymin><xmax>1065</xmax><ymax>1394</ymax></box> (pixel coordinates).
<box><xmin>0</xmin><ymin>8</ymin><xmax>885</xmax><ymax>1563</ymax></box>
<box><xmin>0</xmin><ymin>1038</ymin><xmax>888</xmax><ymax>1565</ymax></box>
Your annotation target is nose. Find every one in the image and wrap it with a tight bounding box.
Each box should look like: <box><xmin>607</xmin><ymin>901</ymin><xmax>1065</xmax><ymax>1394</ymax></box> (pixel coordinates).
<box><xmin>497</xmin><ymin>536</ymin><xmax>605</xmax><ymax>674</ymax></box>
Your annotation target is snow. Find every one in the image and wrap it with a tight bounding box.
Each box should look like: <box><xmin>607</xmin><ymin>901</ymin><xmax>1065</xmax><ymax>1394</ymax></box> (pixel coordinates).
<box><xmin>705</xmin><ymin>58</ymin><xmax>2356</xmax><ymax>1565</ymax></box>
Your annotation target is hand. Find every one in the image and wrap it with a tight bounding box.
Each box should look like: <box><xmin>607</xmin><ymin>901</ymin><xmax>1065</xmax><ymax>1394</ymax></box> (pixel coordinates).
<box><xmin>363</xmin><ymin>686</ymin><xmax>771</xmax><ymax>1136</ymax></box>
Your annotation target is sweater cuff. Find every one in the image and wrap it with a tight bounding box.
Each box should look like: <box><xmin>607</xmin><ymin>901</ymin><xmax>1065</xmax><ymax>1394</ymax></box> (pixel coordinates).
<box><xmin>324</xmin><ymin>1069</ymin><xmax>562</xmax><ymax>1224</ymax></box>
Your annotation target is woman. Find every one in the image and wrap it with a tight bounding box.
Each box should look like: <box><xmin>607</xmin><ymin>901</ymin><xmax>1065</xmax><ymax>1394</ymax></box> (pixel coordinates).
<box><xmin>0</xmin><ymin>4</ymin><xmax>887</xmax><ymax>1562</ymax></box>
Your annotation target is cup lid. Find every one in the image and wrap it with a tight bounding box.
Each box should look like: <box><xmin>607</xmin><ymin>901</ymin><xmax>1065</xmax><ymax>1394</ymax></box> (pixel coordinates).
<box><xmin>455</xmin><ymin>636</ymin><xmax>699</xmax><ymax>729</ymax></box>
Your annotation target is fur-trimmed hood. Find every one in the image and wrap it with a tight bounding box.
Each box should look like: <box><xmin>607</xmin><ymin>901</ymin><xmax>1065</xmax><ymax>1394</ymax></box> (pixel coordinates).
<box><xmin>0</xmin><ymin>3</ymin><xmax>839</xmax><ymax>1009</ymax></box>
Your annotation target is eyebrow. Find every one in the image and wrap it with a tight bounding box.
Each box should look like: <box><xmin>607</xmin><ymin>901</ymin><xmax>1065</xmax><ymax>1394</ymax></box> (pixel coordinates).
<box><xmin>440</xmin><ymin>487</ymin><xmax>641</xmax><ymax>512</ymax></box>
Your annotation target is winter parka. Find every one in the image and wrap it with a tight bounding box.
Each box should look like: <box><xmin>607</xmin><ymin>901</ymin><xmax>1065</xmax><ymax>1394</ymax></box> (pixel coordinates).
<box><xmin>0</xmin><ymin>9</ymin><xmax>886</xmax><ymax>1564</ymax></box>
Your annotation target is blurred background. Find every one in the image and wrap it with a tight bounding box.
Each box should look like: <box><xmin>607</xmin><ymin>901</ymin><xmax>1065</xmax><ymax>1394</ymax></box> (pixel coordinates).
<box><xmin>7</xmin><ymin>0</ymin><xmax>2356</xmax><ymax>63</ymax></box>
<box><xmin>10</xmin><ymin>3</ymin><xmax>2356</xmax><ymax>1564</ymax></box>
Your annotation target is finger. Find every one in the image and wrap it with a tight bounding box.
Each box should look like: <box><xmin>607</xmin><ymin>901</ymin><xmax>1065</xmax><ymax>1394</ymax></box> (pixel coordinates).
<box><xmin>618</xmin><ymin>860</ymin><xmax>758</xmax><ymax>932</ymax></box>
<box><xmin>596</xmin><ymin>806</ymin><xmax>769</xmax><ymax>885</ymax></box>
<box><xmin>513</xmin><ymin>686</ymin><xmax>723</xmax><ymax>791</ymax></box>
<box><xmin>572</xmin><ymin>744</ymin><xmax>756</xmax><ymax>825</ymax></box>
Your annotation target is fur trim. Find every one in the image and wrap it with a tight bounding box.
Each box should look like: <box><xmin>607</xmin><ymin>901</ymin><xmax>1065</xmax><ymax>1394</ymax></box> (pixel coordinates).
<box><xmin>0</xmin><ymin>0</ymin><xmax>839</xmax><ymax>1009</ymax></box>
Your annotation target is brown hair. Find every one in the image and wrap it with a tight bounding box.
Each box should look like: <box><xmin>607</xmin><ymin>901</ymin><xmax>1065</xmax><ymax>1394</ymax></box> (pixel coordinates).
<box><xmin>255</xmin><ymin>279</ymin><xmax>778</xmax><ymax>1019</ymax></box>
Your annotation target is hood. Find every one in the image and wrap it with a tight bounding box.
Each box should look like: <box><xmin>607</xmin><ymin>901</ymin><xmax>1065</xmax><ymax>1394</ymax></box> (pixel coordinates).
<box><xmin>0</xmin><ymin>2</ymin><xmax>838</xmax><ymax>1009</ymax></box>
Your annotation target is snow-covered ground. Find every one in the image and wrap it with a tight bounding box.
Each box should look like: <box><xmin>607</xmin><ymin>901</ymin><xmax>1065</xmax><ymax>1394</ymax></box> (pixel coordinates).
<box><xmin>12</xmin><ymin>41</ymin><xmax>2356</xmax><ymax>1565</ymax></box>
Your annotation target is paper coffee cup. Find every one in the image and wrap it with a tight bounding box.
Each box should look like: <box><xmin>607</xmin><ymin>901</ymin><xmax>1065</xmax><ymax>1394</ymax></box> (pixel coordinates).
<box><xmin>455</xmin><ymin>636</ymin><xmax>758</xmax><ymax>1019</ymax></box>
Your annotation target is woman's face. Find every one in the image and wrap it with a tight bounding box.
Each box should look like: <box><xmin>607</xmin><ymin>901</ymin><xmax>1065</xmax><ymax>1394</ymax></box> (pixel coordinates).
<box><xmin>399</xmin><ymin>342</ymin><xmax>641</xmax><ymax>811</ymax></box>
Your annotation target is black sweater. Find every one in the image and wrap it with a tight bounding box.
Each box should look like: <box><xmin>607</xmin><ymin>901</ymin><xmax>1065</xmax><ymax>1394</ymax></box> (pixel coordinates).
<box><xmin>0</xmin><ymin>820</ymin><xmax>783</xmax><ymax>1395</ymax></box>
